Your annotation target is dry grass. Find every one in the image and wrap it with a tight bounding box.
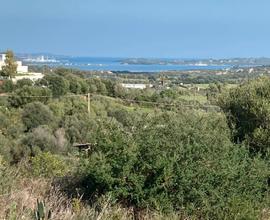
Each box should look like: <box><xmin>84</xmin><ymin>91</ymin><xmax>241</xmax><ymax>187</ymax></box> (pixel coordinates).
<box><xmin>5</xmin><ymin>160</ymin><xmax>268</xmax><ymax>220</ymax></box>
<box><xmin>0</xmin><ymin>159</ymin><xmax>269</xmax><ymax>220</ymax></box>
<box><xmin>0</xmin><ymin>176</ymin><xmax>187</xmax><ymax>220</ymax></box>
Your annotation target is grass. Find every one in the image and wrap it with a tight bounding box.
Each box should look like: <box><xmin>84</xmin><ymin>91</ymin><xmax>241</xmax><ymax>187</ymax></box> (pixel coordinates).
<box><xmin>190</xmin><ymin>83</ymin><xmax>210</xmax><ymax>89</ymax></box>
<box><xmin>186</xmin><ymin>83</ymin><xmax>238</xmax><ymax>90</ymax></box>
<box><xmin>0</xmin><ymin>167</ymin><xmax>189</xmax><ymax>220</ymax></box>
<box><xmin>178</xmin><ymin>94</ymin><xmax>208</xmax><ymax>104</ymax></box>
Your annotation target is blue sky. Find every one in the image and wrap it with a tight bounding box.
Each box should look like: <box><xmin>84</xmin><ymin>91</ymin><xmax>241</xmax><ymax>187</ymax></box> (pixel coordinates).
<box><xmin>0</xmin><ymin>0</ymin><xmax>269</xmax><ymax>58</ymax></box>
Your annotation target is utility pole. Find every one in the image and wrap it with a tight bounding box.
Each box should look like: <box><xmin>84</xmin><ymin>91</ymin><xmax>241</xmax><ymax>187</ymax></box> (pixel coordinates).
<box><xmin>87</xmin><ymin>93</ymin><xmax>90</xmax><ymax>115</ymax></box>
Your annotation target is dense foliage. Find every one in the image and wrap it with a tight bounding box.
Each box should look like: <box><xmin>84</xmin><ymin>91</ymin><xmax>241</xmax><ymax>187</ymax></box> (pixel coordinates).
<box><xmin>0</xmin><ymin>68</ymin><xmax>270</xmax><ymax>219</ymax></box>
<box><xmin>69</xmin><ymin>112</ymin><xmax>270</xmax><ymax>219</ymax></box>
<box><xmin>219</xmin><ymin>77</ymin><xmax>270</xmax><ymax>155</ymax></box>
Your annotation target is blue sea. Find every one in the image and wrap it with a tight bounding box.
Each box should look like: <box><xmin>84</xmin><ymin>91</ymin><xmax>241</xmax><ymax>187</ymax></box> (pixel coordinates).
<box><xmin>45</xmin><ymin>57</ymin><xmax>232</xmax><ymax>72</ymax></box>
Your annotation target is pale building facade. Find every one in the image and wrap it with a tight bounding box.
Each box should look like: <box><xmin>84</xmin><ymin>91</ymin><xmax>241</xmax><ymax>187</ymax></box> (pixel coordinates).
<box><xmin>0</xmin><ymin>53</ymin><xmax>44</xmax><ymax>82</ymax></box>
<box><xmin>121</xmin><ymin>83</ymin><xmax>153</xmax><ymax>89</ymax></box>
<box><xmin>0</xmin><ymin>53</ymin><xmax>28</xmax><ymax>73</ymax></box>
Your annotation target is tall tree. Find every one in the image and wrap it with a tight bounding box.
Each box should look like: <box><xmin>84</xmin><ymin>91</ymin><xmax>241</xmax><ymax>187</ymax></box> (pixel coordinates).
<box><xmin>1</xmin><ymin>50</ymin><xmax>17</xmax><ymax>78</ymax></box>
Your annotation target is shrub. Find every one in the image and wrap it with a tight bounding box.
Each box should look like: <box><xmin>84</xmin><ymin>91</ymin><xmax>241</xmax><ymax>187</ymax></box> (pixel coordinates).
<box><xmin>218</xmin><ymin>77</ymin><xmax>270</xmax><ymax>154</ymax></box>
<box><xmin>8</xmin><ymin>86</ymin><xmax>52</xmax><ymax>107</ymax></box>
<box><xmin>61</xmin><ymin>113</ymin><xmax>97</xmax><ymax>144</ymax></box>
<box><xmin>68</xmin><ymin>112</ymin><xmax>270</xmax><ymax>219</ymax></box>
<box><xmin>21</xmin><ymin>126</ymin><xmax>68</xmax><ymax>157</ymax></box>
<box><xmin>22</xmin><ymin>102</ymin><xmax>55</xmax><ymax>131</ymax></box>
<box><xmin>0</xmin><ymin>155</ymin><xmax>7</xmax><ymax>170</ymax></box>
<box><xmin>0</xmin><ymin>80</ymin><xmax>14</xmax><ymax>93</ymax></box>
<box><xmin>16</xmin><ymin>79</ymin><xmax>33</xmax><ymax>88</ymax></box>
<box><xmin>42</xmin><ymin>75</ymin><xmax>69</xmax><ymax>97</ymax></box>
<box><xmin>0</xmin><ymin>134</ymin><xmax>12</xmax><ymax>163</ymax></box>
<box><xmin>65</xmin><ymin>74</ymin><xmax>89</xmax><ymax>94</ymax></box>
<box><xmin>31</xmin><ymin>152</ymin><xmax>68</xmax><ymax>177</ymax></box>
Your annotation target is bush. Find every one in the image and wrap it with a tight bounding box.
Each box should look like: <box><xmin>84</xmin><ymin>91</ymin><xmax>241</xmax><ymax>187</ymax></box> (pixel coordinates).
<box><xmin>31</xmin><ymin>152</ymin><xmax>68</xmax><ymax>177</ymax></box>
<box><xmin>42</xmin><ymin>74</ymin><xmax>69</xmax><ymax>97</ymax></box>
<box><xmin>61</xmin><ymin>113</ymin><xmax>97</xmax><ymax>144</ymax></box>
<box><xmin>0</xmin><ymin>80</ymin><xmax>14</xmax><ymax>93</ymax></box>
<box><xmin>22</xmin><ymin>102</ymin><xmax>55</xmax><ymax>131</ymax></box>
<box><xmin>66</xmin><ymin>74</ymin><xmax>89</xmax><ymax>94</ymax></box>
<box><xmin>16</xmin><ymin>79</ymin><xmax>33</xmax><ymax>88</ymax></box>
<box><xmin>8</xmin><ymin>86</ymin><xmax>52</xmax><ymax>107</ymax></box>
<box><xmin>68</xmin><ymin>112</ymin><xmax>270</xmax><ymax>219</ymax></box>
<box><xmin>22</xmin><ymin>126</ymin><xmax>58</xmax><ymax>155</ymax></box>
<box><xmin>0</xmin><ymin>134</ymin><xmax>12</xmax><ymax>163</ymax></box>
<box><xmin>218</xmin><ymin>77</ymin><xmax>270</xmax><ymax>154</ymax></box>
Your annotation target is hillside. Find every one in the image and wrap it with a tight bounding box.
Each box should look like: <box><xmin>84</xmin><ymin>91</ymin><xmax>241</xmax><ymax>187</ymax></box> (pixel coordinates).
<box><xmin>0</xmin><ymin>67</ymin><xmax>270</xmax><ymax>219</ymax></box>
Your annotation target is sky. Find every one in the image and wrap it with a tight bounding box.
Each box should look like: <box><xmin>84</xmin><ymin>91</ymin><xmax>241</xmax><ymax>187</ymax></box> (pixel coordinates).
<box><xmin>0</xmin><ymin>0</ymin><xmax>270</xmax><ymax>58</ymax></box>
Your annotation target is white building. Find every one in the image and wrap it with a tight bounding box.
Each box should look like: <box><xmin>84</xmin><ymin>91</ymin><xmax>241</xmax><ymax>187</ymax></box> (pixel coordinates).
<box><xmin>12</xmin><ymin>72</ymin><xmax>44</xmax><ymax>83</ymax></box>
<box><xmin>0</xmin><ymin>54</ymin><xmax>28</xmax><ymax>73</ymax></box>
<box><xmin>121</xmin><ymin>83</ymin><xmax>153</xmax><ymax>89</ymax></box>
<box><xmin>0</xmin><ymin>53</ymin><xmax>44</xmax><ymax>82</ymax></box>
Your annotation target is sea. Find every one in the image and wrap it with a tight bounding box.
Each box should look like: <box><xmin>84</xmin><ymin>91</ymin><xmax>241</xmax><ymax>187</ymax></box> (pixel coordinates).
<box><xmin>39</xmin><ymin>57</ymin><xmax>232</xmax><ymax>72</ymax></box>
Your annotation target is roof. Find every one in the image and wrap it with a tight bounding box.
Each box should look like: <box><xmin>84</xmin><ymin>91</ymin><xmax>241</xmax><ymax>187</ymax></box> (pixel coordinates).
<box><xmin>73</xmin><ymin>143</ymin><xmax>92</xmax><ymax>149</ymax></box>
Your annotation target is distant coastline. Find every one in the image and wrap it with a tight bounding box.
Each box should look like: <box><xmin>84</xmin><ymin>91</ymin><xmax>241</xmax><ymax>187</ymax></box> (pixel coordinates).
<box><xmin>16</xmin><ymin>54</ymin><xmax>268</xmax><ymax>72</ymax></box>
<box><xmin>120</xmin><ymin>57</ymin><xmax>270</xmax><ymax>66</ymax></box>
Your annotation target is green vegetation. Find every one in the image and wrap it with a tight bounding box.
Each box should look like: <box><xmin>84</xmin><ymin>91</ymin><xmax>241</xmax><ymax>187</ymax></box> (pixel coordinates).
<box><xmin>219</xmin><ymin>77</ymin><xmax>270</xmax><ymax>155</ymax></box>
<box><xmin>34</xmin><ymin>199</ymin><xmax>52</xmax><ymax>220</ymax></box>
<box><xmin>0</xmin><ymin>64</ymin><xmax>270</xmax><ymax>219</ymax></box>
<box><xmin>0</xmin><ymin>50</ymin><xmax>17</xmax><ymax>78</ymax></box>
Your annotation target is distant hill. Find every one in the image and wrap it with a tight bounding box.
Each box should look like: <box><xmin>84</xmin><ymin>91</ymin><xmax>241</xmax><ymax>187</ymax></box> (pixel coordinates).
<box><xmin>121</xmin><ymin>57</ymin><xmax>270</xmax><ymax>66</ymax></box>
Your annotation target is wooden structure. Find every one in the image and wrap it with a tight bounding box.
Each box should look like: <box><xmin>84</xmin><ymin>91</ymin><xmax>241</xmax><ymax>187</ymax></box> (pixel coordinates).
<box><xmin>73</xmin><ymin>142</ymin><xmax>97</xmax><ymax>155</ymax></box>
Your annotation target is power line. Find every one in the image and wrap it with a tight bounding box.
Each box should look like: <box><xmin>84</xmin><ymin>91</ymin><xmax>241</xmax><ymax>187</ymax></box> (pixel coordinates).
<box><xmin>0</xmin><ymin>93</ymin><xmax>88</xmax><ymax>98</ymax></box>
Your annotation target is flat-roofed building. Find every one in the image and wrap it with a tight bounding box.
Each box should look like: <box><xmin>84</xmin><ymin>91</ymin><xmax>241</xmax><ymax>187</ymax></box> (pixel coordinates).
<box><xmin>121</xmin><ymin>83</ymin><xmax>153</xmax><ymax>89</ymax></box>
<box><xmin>0</xmin><ymin>53</ymin><xmax>43</xmax><ymax>82</ymax></box>
<box><xmin>0</xmin><ymin>53</ymin><xmax>28</xmax><ymax>73</ymax></box>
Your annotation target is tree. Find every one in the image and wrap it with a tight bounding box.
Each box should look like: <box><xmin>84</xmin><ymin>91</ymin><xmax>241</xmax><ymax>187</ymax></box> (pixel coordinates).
<box><xmin>42</xmin><ymin>74</ymin><xmax>69</xmax><ymax>97</ymax></box>
<box><xmin>65</xmin><ymin>74</ymin><xmax>87</xmax><ymax>94</ymax></box>
<box><xmin>8</xmin><ymin>86</ymin><xmax>52</xmax><ymax>107</ymax></box>
<box><xmin>22</xmin><ymin>102</ymin><xmax>55</xmax><ymax>130</ymax></box>
<box><xmin>113</xmin><ymin>84</ymin><xmax>126</xmax><ymax>98</ymax></box>
<box><xmin>218</xmin><ymin>77</ymin><xmax>270</xmax><ymax>154</ymax></box>
<box><xmin>0</xmin><ymin>50</ymin><xmax>17</xmax><ymax>78</ymax></box>
<box><xmin>90</xmin><ymin>78</ymin><xmax>107</xmax><ymax>95</ymax></box>
<box><xmin>62</xmin><ymin>112</ymin><xmax>96</xmax><ymax>144</ymax></box>
<box><xmin>16</xmin><ymin>79</ymin><xmax>33</xmax><ymax>88</ymax></box>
